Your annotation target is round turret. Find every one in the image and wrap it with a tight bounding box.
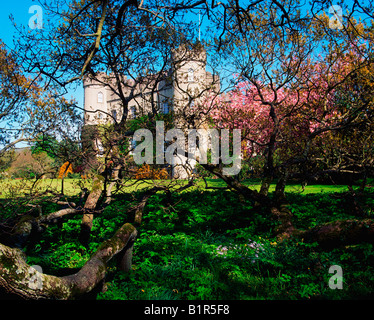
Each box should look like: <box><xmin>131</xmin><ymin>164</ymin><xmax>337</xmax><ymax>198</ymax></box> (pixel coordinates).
<box><xmin>83</xmin><ymin>73</ymin><xmax>109</xmax><ymax>125</ymax></box>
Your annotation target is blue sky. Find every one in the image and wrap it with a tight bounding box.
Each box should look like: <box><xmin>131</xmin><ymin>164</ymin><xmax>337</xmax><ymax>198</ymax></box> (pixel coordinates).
<box><xmin>0</xmin><ymin>0</ymin><xmax>367</xmax><ymax>115</ymax></box>
<box><xmin>0</xmin><ymin>0</ymin><xmax>84</xmax><ymax>109</ymax></box>
<box><xmin>0</xmin><ymin>1</ymin><xmax>31</xmax><ymax>46</ymax></box>
<box><xmin>0</xmin><ymin>1</ymin><xmax>206</xmax><ymax>113</ymax></box>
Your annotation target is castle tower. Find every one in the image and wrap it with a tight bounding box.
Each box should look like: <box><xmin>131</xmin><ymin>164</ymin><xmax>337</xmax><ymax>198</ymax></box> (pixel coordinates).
<box><xmin>83</xmin><ymin>73</ymin><xmax>111</xmax><ymax>125</ymax></box>
<box><xmin>171</xmin><ymin>43</ymin><xmax>207</xmax><ymax>117</ymax></box>
<box><xmin>169</xmin><ymin>43</ymin><xmax>210</xmax><ymax>178</ymax></box>
<box><xmin>82</xmin><ymin>73</ymin><xmax>112</xmax><ymax>157</ymax></box>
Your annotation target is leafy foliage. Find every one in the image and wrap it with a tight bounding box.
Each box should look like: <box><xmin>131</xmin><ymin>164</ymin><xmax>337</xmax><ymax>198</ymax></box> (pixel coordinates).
<box><xmin>3</xmin><ymin>185</ymin><xmax>372</xmax><ymax>300</ymax></box>
<box><xmin>58</xmin><ymin>162</ymin><xmax>74</xmax><ymax>179</ymax></box>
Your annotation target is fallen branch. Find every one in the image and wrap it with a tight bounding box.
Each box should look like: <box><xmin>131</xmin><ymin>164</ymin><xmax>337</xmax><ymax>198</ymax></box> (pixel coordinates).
<box><xmin>299</xmin><ymin>218</ymin><xmax>374</xmax><ymax>248</ymax></box>
<box><xmin>271</xmin><ymin>203</ymin><xmax>374</xmax><ymax>248</ymax></box>
<box><xmin>0</xmin><ymin>223</ymin><xmax>137</xmax><ymax>300</ymax></box>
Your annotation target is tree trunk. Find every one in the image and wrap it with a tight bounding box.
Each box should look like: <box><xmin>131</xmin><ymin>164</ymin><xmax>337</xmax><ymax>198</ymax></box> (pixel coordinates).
<box><xmin>61</xmin><ymin>177</ymin><xmax>64</xmax><ymax>195</ymax></box>
<box><xmin>117</xmin><ymin>236</ymin><xmax>135</xmax><ymax>273</ymax></box>
<box><xmin>204</xmin><ymin>162</ymin><xmax>374</xmax><ymax>248</ymax></box>
<box><xmin>105</xmin><ymin>164</ymin><xmax>122</xmax><ymax>205</ymax></box>
<box><xmin>271</xmin><ymin>203</ymin><xmax>374</xmax><ymax>248</ymax></box>
<box><xmin>0</xmin><ymin>223</ymin><xmax>137</xmax><ymax>300</ymax></box>
<box><xmin>298</xmin><ymin>219</ymin><xmax>374</xmax><ymax>248</ymax></box>
<box><xmin>200</xmin><ymin>163</ymin><xmax>267</xmax><ymax>203</ymax></box>
<box><xmin>274</xmin><ymin>170</ymin><xmax>289</xmax><ymax>203</ymax></box>
<box><xmin>80</xmin><ymin>175</ymin><xmax>104</xmax><ymax>245</ymax></box>
<box><xmin>260</xmin><ymin>176</ymin><xmax>272</xmax><ymax>196</ymax></box>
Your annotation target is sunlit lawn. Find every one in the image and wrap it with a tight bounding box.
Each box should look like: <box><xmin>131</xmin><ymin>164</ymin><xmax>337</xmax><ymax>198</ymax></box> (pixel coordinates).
<box><xmin>199</xmin><ymin>179</ymin><xmax>360</xmax><ymax>194</ymax></box>
<box><xmin>0</xmin><ymin>177</ymin><xmax>362</xmax><ymax>199</ymax></box>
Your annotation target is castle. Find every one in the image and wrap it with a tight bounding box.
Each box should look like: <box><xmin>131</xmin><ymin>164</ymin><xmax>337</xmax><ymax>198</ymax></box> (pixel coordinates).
<box><xmin>83</xmin><ymin>44</ymin><xmax>220</xmax><ymax>178</ymax></box>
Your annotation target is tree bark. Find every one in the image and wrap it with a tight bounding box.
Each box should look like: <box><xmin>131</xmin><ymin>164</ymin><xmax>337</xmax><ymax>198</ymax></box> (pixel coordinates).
<box><xmin>298</xmin><ymin>219</ymin><xmax>374</xmax><ymax>248</ymax></box>
<box><xmin>116</xmin><ymin>236</ymin><xmax>135</xmax><ymax>273</ymax></box>
<box><xmin>0</xmin><ymin>223</ymin><xmax>137</xmax><ymax>300</ymax></box>
<box><xmin>80</xmin><ymin>175</ymin><xmax>104</xmax><ymax>245</ymax></box>
<box><xmin>105</xmin><ymin>164</ymin><xmax>122</xmax><ymax>205</ymax></box>
<box><xmin>271</xmin><ymin>203</ymin><xmax>374</xmax><ymax>248</ymax></box>
<box><xmin>260</xmin><ymin>176</ymin><xmax>272</xmax><ymax>196</ymax></box>
<box><xmin>274</xmin><ymin>171</ymin><xmax>288</xmax><ymax>203</ymax></box>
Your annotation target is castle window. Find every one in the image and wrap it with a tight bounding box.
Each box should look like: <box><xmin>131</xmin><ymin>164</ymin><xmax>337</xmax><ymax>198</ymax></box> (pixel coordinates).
<box><xmin>98</xmin><ymin>92</ymin><xmax>104</xmax><ymax>103</ymax></box>
<box><xmin>130</xmin><ymin>106</ymin><xmax>136</xmax><ymax>119</ymax></box>
<box><xmin>162</xmin><ymin>103</ymin><xmax>170</xmax><ymax>114</ymax></box>
<box><xmin>112</xmin><ymin>109</ymin><xmax>117</xmax><ymax>121</ymax></box>
<box><xmin>188</xmin><ymin>68</ymin><xmax>194</xmax><ymax>82</ymax></box>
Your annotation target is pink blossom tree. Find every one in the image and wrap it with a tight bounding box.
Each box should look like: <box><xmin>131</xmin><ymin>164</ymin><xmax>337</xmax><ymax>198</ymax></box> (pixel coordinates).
<box><xmin>203</xmin><ymin>46</ymin><xmax>369</xmax><ymax>196</ymax></box>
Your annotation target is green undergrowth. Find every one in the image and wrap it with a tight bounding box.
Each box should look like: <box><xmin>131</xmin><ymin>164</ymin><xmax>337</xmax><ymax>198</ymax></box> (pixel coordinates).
<box><xmin>2</xmin><ymin>186</ymin><xmax>374</xmax><ymax>300</ymax></box>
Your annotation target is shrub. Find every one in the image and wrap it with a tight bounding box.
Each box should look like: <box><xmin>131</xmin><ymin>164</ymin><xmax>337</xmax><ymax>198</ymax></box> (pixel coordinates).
<box><xmin>135</xmin><ymin>164</ymin><xmax>169</xmax><ymax>180</ymax></box>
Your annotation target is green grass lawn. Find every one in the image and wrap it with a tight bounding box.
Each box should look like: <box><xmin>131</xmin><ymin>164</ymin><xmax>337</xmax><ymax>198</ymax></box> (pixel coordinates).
<box><xmin>202</xmin><ymin>179</ymin><xmax>360</xmax><ymax>194</ymax></box>
<box><xmin>0</xmin><ymin>177</ymin><xmax>363</xmax><ymax>199</ymax></box>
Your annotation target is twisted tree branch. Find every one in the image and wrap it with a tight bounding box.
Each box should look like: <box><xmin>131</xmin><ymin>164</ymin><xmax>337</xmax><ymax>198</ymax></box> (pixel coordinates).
<box><xmin>0</xmin><ymin>223</ymin><xmax>137</xmax><ymax>300</ymax></box>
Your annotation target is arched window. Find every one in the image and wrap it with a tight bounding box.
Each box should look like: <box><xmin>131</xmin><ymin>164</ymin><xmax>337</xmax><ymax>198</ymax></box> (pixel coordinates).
<box><xmin>188</xmin><ymin>68</ymin><xmax>194</xmax><ymax>82</ymax></box>
<box><xmin>97</xmin><ymin>92</ymin><xmax>104</xmax><ymax>103</ymax></box>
